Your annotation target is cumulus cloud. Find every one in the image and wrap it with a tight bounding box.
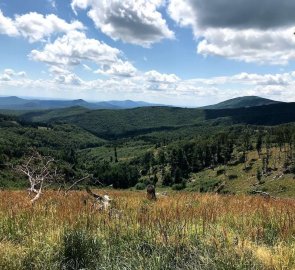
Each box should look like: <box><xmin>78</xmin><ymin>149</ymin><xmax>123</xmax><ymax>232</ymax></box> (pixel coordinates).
<box><xmin>197</xmin><ymin>27</ymin><xmax>295</xmax><ymax>65</ymax></box>
<box><xmin>30</xmin><ymin>31</ymin><xmax>121</xmax><ymax>67</ymax></box>
<box><xmin>30</xmin><ymin>31</ymin><xmax>141</xmax><ymax>81</ymax></box>
<box><xmin>2</xmin><ymin>68</ymin><xmax>295</xmax><ymax>106</ymax></box>
<box><xmin>170</xmin><ymin>0</ymin><xmax>295</xmax><ymax>31</ymax></box>
<box><xmin>96</xmin><ymin>60</ymin><xmax>137</xmax><ymax>77</ymax></box>
<box><xmin>145</xmin><ymin>70</ymin><xmax>180</xmax><ymax>83</ymax></box>
<box><xmin>71</xmin><ymin>0</ymin><xmax>174</xmax><ymax>46</ymax></box>
<box><xmin>0</xmin><ymin>10</ymin><xmax>19</xmax><ymax>36</ymax></box>
<box><xmin>0</xmin><ymin>68</ymin><xmax>27</xmax><ymax>81</ymax></box>
<box><xmin>168</xmin><ymin>0</ymin><xmax>295</xmax><ymax>65</ymax></box>
<box><xmin>232</xmin><ymin>72</ymin><xmax>292</xmax><ymax>86</ymax></box>
<box><xmin>0</xmin><ymin>10</ymin><xmax>84</xmax><ymax>42</ymax></box>
<box><xmin>168</xmin><ymin>0</ymin><xmax>295</xmax><ymax>32</ymax></box>
<box><xmin>49</xmin><ymin>66</ymin><xmax>82</xmax><ymax>85</ymax></box>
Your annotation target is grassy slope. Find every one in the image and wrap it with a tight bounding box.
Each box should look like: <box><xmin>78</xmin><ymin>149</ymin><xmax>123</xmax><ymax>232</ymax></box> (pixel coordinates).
<box><xmin>1</xmin><ymin>190</ymin><xmax>295</xmax><ymax>269</ymax></box>
<box><xmin>188</xmin><ymin>147</ymin><xmax>295</xmax><ymax>198</ymax></box>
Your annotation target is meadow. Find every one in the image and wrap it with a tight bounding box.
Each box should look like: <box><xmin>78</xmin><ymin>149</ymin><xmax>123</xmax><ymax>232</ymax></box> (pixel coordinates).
<box><xmin>1</xmin><ymin>190</ymin><xmax>295</xmax><ymax>270</ymax></box>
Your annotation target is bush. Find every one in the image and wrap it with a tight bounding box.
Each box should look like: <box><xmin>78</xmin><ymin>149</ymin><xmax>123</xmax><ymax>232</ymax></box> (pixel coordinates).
<box><xmin>62</xmin><ymin>229</ymin><xmax>102</xmax><ymax>270</ymax></box>
<box><xmin>228</xmin><ymin>174</ymin><xmax>238</xmax><ymax>180</ymax></box>
<box><xmin>216</xmin><ymin>168</ymin><xmax>225</xmax><ymax>176</ymax></box>
<box><xmin>172</xmin><ymin>182</ymin><xmax>186</xmax><ymax>190</ymax></box>
<box><xmin>200</xmin><ymin>179</ymin><xmax>221</xmax><ymax>193</ymax></box>
<box><xmin>135</xmin><ymin>182</ymin><xmax>146</xmax><ymax>190</ymax></box>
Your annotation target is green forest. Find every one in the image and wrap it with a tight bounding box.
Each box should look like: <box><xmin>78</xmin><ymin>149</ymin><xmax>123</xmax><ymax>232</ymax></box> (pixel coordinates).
<box><xmin>1</xmin><ymin>101</ymin><xmax>295</xmax><ymax>196</ymax></box>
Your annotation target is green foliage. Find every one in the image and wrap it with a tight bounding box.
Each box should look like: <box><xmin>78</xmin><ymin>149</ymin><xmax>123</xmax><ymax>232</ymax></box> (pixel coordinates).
<box><xmin>228</xmin><ymin>174</ymin><xmax>238</xmax><ymax>180</ymax></box>
<box><xmin>62</xmin><ymin>229</ymin><xmax>102</xmax><ymax>270</ymax></box>
<box><xmin>22</xmin><ymin>106</ymin><xmax>206</xmax><ymax>139</ymax></box>
<box><xmin>135</xmin><ymin>182</ymin><xmax>146</xmax><ymax>190</ymax></box>
<box><xmin>200</xmin><ymin>179</ymin><xmax>221</xmax><ymax>193</ymax></box>
<box><xmin>171</xmin><ymin>182</ymin><xmax>186</xmax><ymax>190</ymax></box>
<box><xmin>92</xmin><ymin>162</ymin><xmax>139</xmax><ymax>189</ymax></box>
<box><xmin>256</xmin><ymin>169</ymin><xmax>262</xmax><ymax>183</ymax></box>
<box><xmin>1</xmin><ymin>104</ymin><xmax>295</xmax><ymax>193</ymax></box>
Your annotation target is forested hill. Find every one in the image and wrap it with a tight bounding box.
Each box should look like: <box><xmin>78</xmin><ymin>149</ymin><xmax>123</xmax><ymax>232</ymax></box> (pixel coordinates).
<box><xmin>2</xmin><ymin>99</ymin><xmax>295</xmax><ymax>196</ymax></box>
<box><xmin>204</xmin><ymin>96</ymin><xmax>281</xmax><ymax>109</ymax></box>
<box><xmin>19</xmin><ymin>102</ymin><xmax>295</xmax><ymax>138</ymax></box>
<box><xmin>205</xmin><ymin>102</ymin><xmax>295</xmax><ymax>125</ymax></box>
<box><xmin>21</xmin><ymin>107</ymin><xmax>206</xmax><ymax>138</ymax></box>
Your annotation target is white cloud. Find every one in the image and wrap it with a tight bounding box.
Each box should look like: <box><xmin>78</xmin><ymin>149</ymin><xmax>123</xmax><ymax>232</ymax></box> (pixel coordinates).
<box><xmin>0</xmin><ymin>69</ymin><xmax>27</xmax><ymax>82</ymax></box>
<box><xmin>232</xmin><ymin>72</ymin><xmax>292</xmax><ymax>86</ymax></box>
<box><xmin>145</xmin><ymin>70</ymin><xmax>180</xmax><ymax>83</ymax></box>
<box><xmin>167</xmin><ymin>0</ymin><xmax>197</xmax><ymax>34</ymax></box>
<box><xmin>48</xmin><ymin>65</ymin><xmax>83</xmax><ymax>85</ymax></box>
<box><xmin>30</xmin><ymin>31</ymin><xmax>121</xmax><ymax>67</ymax></box>
<box><xmin>3</xmin><ymin>69</ymin><xmax>15</xmax><ymax>76</ymax></box>
<box><xmin>96</xmin><ymin>60</ymin><xmax>137</xmax><ymax>77</ymax></box>
<box><xmin>0</xmin><ymin>10</ymin><xmax>19</xmax><ymax>36</ymax></box>
<box><xmin>71</xmin><ymin>0</ymin><xmax>90</xmax><ymax>12</ymax></box>
<box><xmin>168</xmin><ymin>0</ymin><xmax>295</xmax><ymax>65</ymax></box>
<box><xmin>0</xmin><ymin>10</ymin><xmax>84</xmax><ymax>42</ymax></box>
<box><xmin>0</xmin><ymin>74</ymin><xmax>11</xmax><ymax>81</ymax></box>
<box><xmin>2</xmin><ymin>67</ymin><xmax>295</xmax><ymax>106</ymax></box>
<box><xmin>197</xmin><ymin>27</ymin><xmax>295</xmax><ymax>65</ymax></box>
<box><xmin>71</xmin><ymin>0</ymin><xmax>174</xmax><ymax>47</ymax></box>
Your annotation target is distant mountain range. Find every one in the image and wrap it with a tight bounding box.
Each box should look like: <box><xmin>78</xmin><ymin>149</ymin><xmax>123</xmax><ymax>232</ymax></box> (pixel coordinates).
<box><xmin>0</xmin><ymin>95</ymin><xmax>284</xmax><ymax>111</ymax></box>
<box><xmin>203</xmin><ymin>96</ymin><xmax>282</xmax><ymax>109</ymax></box>
<box><xmin>0</xmin><ymin>96</ymin><xmax>162</xmax><ymax>110</ymax></box>
<box><xmin>18</xmin><ymin>97</ymin><xmax>295</xmax><ymax>139</ymax></box>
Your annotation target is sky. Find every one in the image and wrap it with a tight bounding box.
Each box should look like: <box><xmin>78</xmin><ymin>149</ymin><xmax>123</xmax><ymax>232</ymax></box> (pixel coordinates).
<box><xmin>1</xmin><ymin>0</ymin><xmax>295</xmax><ymax>106</ymax></box>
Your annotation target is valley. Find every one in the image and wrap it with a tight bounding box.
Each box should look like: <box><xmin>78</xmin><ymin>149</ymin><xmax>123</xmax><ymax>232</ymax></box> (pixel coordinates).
<box><xmin>1</xmin><ymin>96</ymin><xmax>295</xmax><ymax>198</ymax></box>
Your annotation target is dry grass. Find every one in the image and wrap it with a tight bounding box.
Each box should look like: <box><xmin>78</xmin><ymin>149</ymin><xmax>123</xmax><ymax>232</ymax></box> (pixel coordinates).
<box><xmin>1</xmin><ymin>190</ymin><xmax>295</xmax><ymax>269</ymax></box>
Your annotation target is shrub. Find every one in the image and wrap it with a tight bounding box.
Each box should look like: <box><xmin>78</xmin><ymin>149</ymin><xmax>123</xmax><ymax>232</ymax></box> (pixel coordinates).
<box><xmin>228</xmin><ymin>174</ymin><xmax>238</xmax><ymax>180</ymax></box>
<box><xmin>172</xmin><ymin>182</ymin><xmax>186</xmax><ymax>190</ymax></box>
<box><xmin>61</xmin><ymin>229</ymin><xmax>102</xmax><ymax>270</ymax></box>
<box><xmin>256</xmin><ymin>169</ymin><xmax>262</xmax><ymax>183</ymax></box>
<box><xmin>135</xmin><ymin>182</ymin><xmax>146</xmax><ymax>190</ymax></box>
<box><xmin>200</xmin><ymin>179</ymin><xmax>220</xmax><ymax>193</ymax></box>
<box><xmin>216</xmin><ymin>168</ymin><xmax>226</xmax><ymax>176</ymax></box>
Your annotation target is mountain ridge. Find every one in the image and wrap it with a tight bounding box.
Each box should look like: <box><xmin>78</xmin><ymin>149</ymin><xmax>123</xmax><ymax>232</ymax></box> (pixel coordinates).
<box><xmin>0</xmin><ymin>96</ymin><xmax>162</xmax><ymax>110</ymax></box>
<box><xmin>19</xmin><ymin>101</ymin><xmax>295</xmax><ymax>139</ymax></box>
<box><xmin>203</xmin><ymin>96</ymin><xmax>282</xmax><ymax>109</ymax></box>
<box><xmin>0</xmin><ymin>95</ymin><xmax>283</xmax><ymax>111</ymax></box>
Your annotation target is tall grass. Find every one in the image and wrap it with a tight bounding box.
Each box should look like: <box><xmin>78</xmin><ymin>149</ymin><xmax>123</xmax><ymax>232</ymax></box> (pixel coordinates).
<box><xmin>0</xmin><ymin>190</ymin><xmax>295</xmax><ymax>269</ymax></box>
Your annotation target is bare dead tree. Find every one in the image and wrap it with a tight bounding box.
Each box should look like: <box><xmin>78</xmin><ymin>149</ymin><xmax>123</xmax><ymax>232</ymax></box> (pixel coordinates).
<box><xmin>63</xmin><ymin>175</ymin><xmax>90</xmax><ymax>195</ymax></box>
<box><xmin>16</xmin><ymin>151</ymin><xmax>62</xmax><ymax>203</ymax></box>
<box><xmin>86</xmin><ymin>186</ymin><xmax>112</xmax><ymax>210</ymax></box>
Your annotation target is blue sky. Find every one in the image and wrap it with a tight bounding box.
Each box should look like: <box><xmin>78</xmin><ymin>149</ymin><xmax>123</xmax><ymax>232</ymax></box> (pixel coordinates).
<box><xmin>0</xmin><ymin>0</ymin><xmax>295</xmax><ymax>106</ymax></box>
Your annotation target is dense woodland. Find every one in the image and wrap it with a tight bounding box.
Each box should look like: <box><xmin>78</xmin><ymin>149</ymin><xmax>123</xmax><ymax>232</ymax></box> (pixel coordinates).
<box><xmin>1</xmin><ymin>101</ymin><xmax>295</xmax><ymax>196</ymax></box>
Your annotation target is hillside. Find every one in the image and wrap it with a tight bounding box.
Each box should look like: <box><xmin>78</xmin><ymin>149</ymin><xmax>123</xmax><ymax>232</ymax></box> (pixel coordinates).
<box><xmin>188</xmin><ymin>147</ymin><xmax>295</xmax><ymax>197</ymax></box>
<box><xmin>204</xmin><ymin>96</ymin><xmax>281</xmax><ymax>109</ymax></box>
<box><xmin>20</xmin><ymin>102</ymin><xmax>295</xmax><ymax>138</ymax></box>
<box><xmin>2</xmin><ymin>104</ymin><xmax>295</xmax><ymax>198</ymax></box>
<box><xmin>205</xmin><ymin>102</ymin><xmax>295</xmax><ymax>125</ymax></box>
<box><xmin>21</xmin><ymin>106</ymin><xmax>206</xmax><ymax>138</ymax></box>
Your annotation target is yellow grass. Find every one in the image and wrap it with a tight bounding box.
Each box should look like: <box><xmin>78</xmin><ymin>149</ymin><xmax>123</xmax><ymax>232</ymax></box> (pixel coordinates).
<box><xmin>1</xmin><ymin>190</ymin><xmax>295</xmax><ymax>269</ymax></box>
